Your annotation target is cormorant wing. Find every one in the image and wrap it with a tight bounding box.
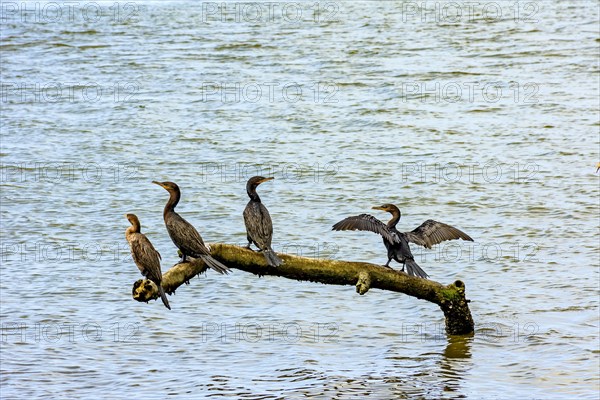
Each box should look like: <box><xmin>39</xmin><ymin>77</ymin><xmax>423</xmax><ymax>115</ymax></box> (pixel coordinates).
<box><xmin>332</xmin><ymin>214</ymin><xmax>401</xmax><ymax>244</ymax></box>
<box><xmin>166</xmin><ymin>212</ymin><xmax>210</xmax><ymax>256</ymax></box>
<box><xmin>130</xmin><ymin>234</ymin><xmax>162</xmax><ymax>271</ymax></box>
<box><xmin>243</xmin><ymin>202</ymin><xmax>273</xmax><ymax>249</ymax></box>
<box><xmin>403</xmin><ymin>219</ymin><xmax>473</xmax><ymax>249</ymax></box>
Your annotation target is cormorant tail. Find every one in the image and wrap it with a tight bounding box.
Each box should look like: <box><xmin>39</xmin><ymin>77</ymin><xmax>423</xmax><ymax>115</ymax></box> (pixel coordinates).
<box><xmin>405</xmin><ymin>259</ymin><xmax>429</xmax><ymax>279</ymax></box>
<box><xmin>263</xmin><ymin>249</ymin><xmax>283</xmax><ymax>267</ymax></box>
<box><xmin>158</xmin><ymin>284</ymin><xmax>171</xmax><ymax>310</ymax></box>
<box><xmin>200</xmin><ymin>255</ymin><xmax>231</xmax><ymax>275</ymax></box>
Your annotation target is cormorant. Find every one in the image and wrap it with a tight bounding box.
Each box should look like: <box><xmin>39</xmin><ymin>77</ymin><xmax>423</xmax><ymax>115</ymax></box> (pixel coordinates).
<box><xmin>152</xmin><ymin>181</ymin><xmax>230</xmax><ymax>275</ymax></box>
<box><xmin>332</xmin><ymin>203</ymin><xmax>473</xmax><ymax>278</ymax></box>
<box><xmin>243</xmin><ymin>176</ymin><xmax>282</xmax><ymax>267</ymax></box>
<box><xmin>125</xmin><ymin>213</ymin><xmax>171</xmax><ymax>310</ymax></box>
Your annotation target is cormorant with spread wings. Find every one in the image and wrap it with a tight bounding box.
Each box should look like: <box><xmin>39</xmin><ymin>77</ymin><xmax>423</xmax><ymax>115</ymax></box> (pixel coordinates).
<box><xmin>332</xmin><ymin>204</ymin><xmax>473</xmax><ymax>278</ymax></box>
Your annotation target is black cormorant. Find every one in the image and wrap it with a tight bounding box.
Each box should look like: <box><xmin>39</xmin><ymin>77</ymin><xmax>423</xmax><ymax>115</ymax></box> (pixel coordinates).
<box><xmin>125</xmin><ymin>213</ymin><xmax>171</xmax><ymax>309</ymax></box>
<box><xmin>332</xmin><ymin>203</ymin><xmax>473</xmax><ymax>278</ymax></box>
<box><xmin>152</xmin><ymin>181</ymin><xmax>230</xmax><ymax>275</ymax></box>
<box><xmin>243</xmin><ymin>176</ymin><xmax>282</xmax><ymax>267</ymax></box>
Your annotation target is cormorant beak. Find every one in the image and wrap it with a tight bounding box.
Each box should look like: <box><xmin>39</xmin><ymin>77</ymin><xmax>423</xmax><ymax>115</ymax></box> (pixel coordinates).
<box><xmin>371</xmin><ymin>206</ymin><xmax>386</xmax><ymax>211</ymax></box>
<box><xmin>259</xmin><ymin>177</ymin><xmax>274</xmax><ymax>184</ymax></box>
<box><xmin>152</xmin><ymin>180</ymin><xmax>165</xmax><ymax>188</ymax></box>
<box><xmin>596</xmin><ymin>162</ymin><xmax>600</xmax><ymax>173</ymax></box>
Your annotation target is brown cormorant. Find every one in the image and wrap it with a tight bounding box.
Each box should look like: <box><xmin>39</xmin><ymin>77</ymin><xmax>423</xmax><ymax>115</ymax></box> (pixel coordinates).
<box><xmin>332</xmin><ymin>203</ymin><xmax>473</xmax><ymax>278</ymax></box>
<box><xmin>243</xmin><ymin>176</ymin><xmax>282</xmax><ymax>267</ymax></box>
<box><xmin>125</xmin><ymin>213</ymin><xmax>171</xmax><ymax>309</ymax></box>
<box><xmin>152</xmin><ymin>181</ymin><xmax>230</xmax><ymax>275</ymax></box>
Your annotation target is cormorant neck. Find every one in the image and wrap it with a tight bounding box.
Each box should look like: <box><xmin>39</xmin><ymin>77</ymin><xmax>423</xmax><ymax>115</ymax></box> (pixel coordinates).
<box><xmin>164</xmin><ymin>189</ymin><xmax>180</xmax><ymax>216</ymax></box>
<box><xmin>126</xmin><ymin>222</ymin><xmax>140</xmax><ymax>235</ymax></box>
<box><xmin>247</xmin><ymin>187</ymin><xmax>261</xmax><ymax>202</ymax></box>
<box><xmin>387</xmin><ymin>209</ymin><xmax>401</xmax><ymax>228</ymax></box>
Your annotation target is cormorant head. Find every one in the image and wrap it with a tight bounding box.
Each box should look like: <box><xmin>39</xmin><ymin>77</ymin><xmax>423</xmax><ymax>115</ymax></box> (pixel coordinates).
<box><xmin>372</xmin><ymin>203</ymin><xmax>400</xmax><ymax>215</ymax></box>
<box><xmin>125</xmin><ymin>213</ymin><xmax>141</xmax><ymax>230</ymax></box>
<box><xmin>246</xmin><ymin>176</ymin><xmax>274</xmax><ymax>192</ymax></box>
<box><xmin>152</xmin><ymin>181</ymin><xmax>180</xmax><ymax>194</ymax></box>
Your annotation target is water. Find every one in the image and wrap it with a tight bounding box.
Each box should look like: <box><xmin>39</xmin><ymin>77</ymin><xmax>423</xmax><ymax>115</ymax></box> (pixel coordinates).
<box><xmin>1</xmin><ymin>1</ymin><xmax>599</xmax><ymax>398</ymax></box>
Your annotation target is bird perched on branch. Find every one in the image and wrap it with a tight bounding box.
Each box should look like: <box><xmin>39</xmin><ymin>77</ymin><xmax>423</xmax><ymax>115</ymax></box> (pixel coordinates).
<box><xmin>243</xmin><ymin>176</ymin><xmax>283</xmax><ymax>267</ymax></box>
<box><xmin>152</xmin><ymin>181</ymin><xmax>230</xmax><ymax>275</ymax></box>
<box><xmin>125</xmin><ymin>213</ymin><xmax>171</xmax><ymax>309</ymax></box>
<box><xmin>332</xmin><ymin>203</ymin><xmax>473</xmax><ymax>278</ymax></box>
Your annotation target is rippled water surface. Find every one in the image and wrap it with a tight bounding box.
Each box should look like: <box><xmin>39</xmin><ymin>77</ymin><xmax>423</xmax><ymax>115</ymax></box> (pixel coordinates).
<box><xmin>1</xmin><ymin>1</ymin><xmax>599</xmax><ymax>399</ymax></box>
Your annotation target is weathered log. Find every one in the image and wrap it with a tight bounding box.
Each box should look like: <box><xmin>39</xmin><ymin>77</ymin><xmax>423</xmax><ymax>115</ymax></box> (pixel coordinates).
<box><xmin>132</xmin><ymin>243</ymin><xmax>475</xmax><ymax>335</ymax></box>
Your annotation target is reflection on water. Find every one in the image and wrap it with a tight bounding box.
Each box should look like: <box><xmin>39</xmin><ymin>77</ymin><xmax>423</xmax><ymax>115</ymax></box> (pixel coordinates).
<box><xmin>444</xmin><ymin>335</ymin><xmax>473</xmax><ymax>360</ymax></box>
<box><xmin>1</xmin><ymin>1</ymin><xmax>599</xmax><ymax>399</ymax></box>
<box><xmin>440</xmin><ymin>336</ymin><xmax>473</xmax><ymax>395</ymax></box>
